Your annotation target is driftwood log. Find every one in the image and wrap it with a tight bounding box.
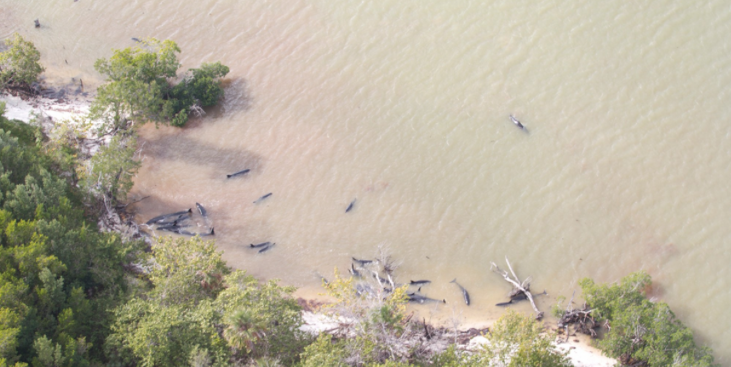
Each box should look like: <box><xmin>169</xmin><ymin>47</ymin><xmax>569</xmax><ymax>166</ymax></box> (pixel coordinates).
<box><xmin>491</xmin><ymin>257</ymin><xmax>544</xmax><ymax>320</ymax></box>
<box><xmin>557</xmin><ymin>291</ymin><xmax>598</xmax><ymax>338</ymax></box>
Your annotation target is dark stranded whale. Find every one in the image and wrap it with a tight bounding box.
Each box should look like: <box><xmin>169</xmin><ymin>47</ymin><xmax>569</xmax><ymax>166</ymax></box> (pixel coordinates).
<box><xmin>352</xmin><ymin>257</ymin><xmax>375</xmax><ymax>266</ymax></box>
<box><xmin>349</xmin><ymin>263</ymin><xmax>362</xmax><ymax>278</ymax></box>
<box><xmin>345</xmin><ymin>199</ymin><xmax>356</xmax><ymax>212</ymax></box>
<box><xmin>509</xmin><ymin>114</ymin><xmax>528</xmax><ymax>133</ymax></box>
<box><xmin>226</xmin><ymin>169</ymin><xmax>250</xmax><ymax>178</ymax></box>
<box><xmin>145</xmin><ymin>208</ymin><xmax>192</xmax><ymax>225</ymax></box>
<box><xmin>408</xmin><ymin>294</ymin><xmax>446</xmax><ymax>304</ymax></box>
<box><xmin>410</xmin><ymin>280</ymin><xmax>431</xmax><ymax>285</ymax></box>
<box><xmin>253</xmin><ymin>193</ymin><xmax>272</xmax><ymax>204</ymax></box>
<box><xmin>195</xmin><ymin>202</ymin><xmax>208</xmax><ymax>217</ymax></box>
<box><xmin>259</xmin><ymin>243</ymin><xmax>276</xmax><ymax>253</ymax></box>
<box><xmin>450</xmin><ymin>279</ymin><xmax>471</xmax><ymax>306</ymax></box>
<box><xmin>176</xmin><ymin>227</ymin><xmax>215</xmax><ymax>237</ymax></box>
<box><xmin>250</xmin><ymin>242</ymin><xmax>271</xmax><ymax>248</ymax></box>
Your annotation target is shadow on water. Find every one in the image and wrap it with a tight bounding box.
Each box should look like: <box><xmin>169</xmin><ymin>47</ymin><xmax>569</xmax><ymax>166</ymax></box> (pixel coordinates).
<box><xmin>139</xmin><ymin>131</ymin><xmax>265</xmax><ymax>179</ymax></box>
<box><xmin>206</xmin><ymin>77</ymin><xmax>252</xmax><ymax>119</ymax></box>
<box><xmin>138</xmin><ymin>77</ymin><xmax>260</xmax><ymax>178</ymax></box>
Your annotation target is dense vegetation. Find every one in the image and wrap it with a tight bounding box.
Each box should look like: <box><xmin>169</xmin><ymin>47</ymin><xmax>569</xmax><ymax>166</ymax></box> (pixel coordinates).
<box><xmin>578</xmin><ymin>272</ymin><xmax>715</xmax><ymax>367</ymax></box>
<box><xmin>0</xmin><ymin>33</ymin><xmax>720</xmax><ymax>367</ymax></box>
<box><xmin>0</xmin><ymin>108</ymin><xmax>144</xmax><ymax>366</ymax></box>
<box><xmin>0</xmin><ymin>33</ymin><xmax>44</xmax><ymax>90</ymax></box>
<box><xmin>90</xmin><ymin>38</ymin><xmax>229</xmax><ymax>131</ymax></box>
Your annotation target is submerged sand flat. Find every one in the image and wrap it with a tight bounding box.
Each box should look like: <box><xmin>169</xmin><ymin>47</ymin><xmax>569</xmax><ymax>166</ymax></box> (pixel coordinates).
<box><xmin>3</xmin><ymin>1</ymin><xmax>731</xmax><ymax>363</ymax></box>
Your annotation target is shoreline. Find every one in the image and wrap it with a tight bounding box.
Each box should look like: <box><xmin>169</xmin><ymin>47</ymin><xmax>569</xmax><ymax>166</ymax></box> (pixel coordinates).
<box><xmin>0</xmin><ymin>92</ymin><xmax>617</xmax><ymax>366</ymax></box>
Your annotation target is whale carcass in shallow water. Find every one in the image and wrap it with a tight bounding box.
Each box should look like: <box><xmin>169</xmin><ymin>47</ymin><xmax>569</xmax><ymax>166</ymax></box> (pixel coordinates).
<box><xmin>195</xmin><ymin>202</ymin><xmax>208</xmax><ymax>217</ymax></box>
<box><xmin>352</xmin><ymin>257</ymin><xmax>375</xmax><ymax>266</ymax></box>
<box><xmin>408</xmin><ymin>293</ymin><xmax>446</xmax><ymax>304</ymax></box>
<box><xmin>145</xmin><ymin>208</ymin><xmax>192</xmax><ymax>225</ymax></box>
<box><xmin>450</xmin><ymin>279</ymin><xmax>471</xmax><ymax>305</ymax></box>
<box><xmin>349</xmin><ymin>263</ymin><xmax>362</xmax><ymax>278</ymax></box>
<box><xmin>410</xmin><ymin>280</ymin><xmax>431</xmax><ymax>285</ymax></box>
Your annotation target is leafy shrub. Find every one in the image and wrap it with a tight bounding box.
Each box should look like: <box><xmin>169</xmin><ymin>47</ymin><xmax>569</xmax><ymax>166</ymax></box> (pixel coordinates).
<box><xmin>0</xmin><ymin>116</ymin><xmax>145</xmax><ymax>365</ymax></box>
<box><xmin>471</xmin><ymin>310</ymin><xmax>572</xmax><ymax>367</ymax></box>
<box><xmin>90</xmin><ymin>38</ymin><xmax>229</xmax><ymax>130</ymax></box>
<box><xmin>579</xmin><ymin>272</ymin><xmax>716</xmax><ymax>367</ymax></box>
<box><xmin>0</xmin><ymin>33</ymin><xmax>44</xmax><ymax>88</ymax></box>
<box><xmin>298</xmin><ymin>334</ymin><xmax>347</xmax><ymax>367</ymax></box>
<box><xmin>106</xmin><ymin>237</ymin><xmax>308</xmax><ymax>366</ymax></box>
<box><xmin>80</xmin><ymin>132</ymin><xmax>140</xmax><ymax>205</ymax></box>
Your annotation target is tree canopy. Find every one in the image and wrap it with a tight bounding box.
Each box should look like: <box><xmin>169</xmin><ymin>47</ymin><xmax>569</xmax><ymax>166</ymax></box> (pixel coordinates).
<box><xmin>579</xmin><ymin>272</ymin><xmax>716</xmax><ymax>367</ymax></box>
<box><xmin>90</xmin><ymin>38</ymin><xmax>229</xmax><ymax>130</ymax></box>
<box><xmin>0</xmin><ymin>33</ymin><xmax>44</xmax><ymax>89</ymax></box>
<box><xmin>0</xmin><ymin>111</ymin><xmax>145</xmax><ymax>366</ymax></box>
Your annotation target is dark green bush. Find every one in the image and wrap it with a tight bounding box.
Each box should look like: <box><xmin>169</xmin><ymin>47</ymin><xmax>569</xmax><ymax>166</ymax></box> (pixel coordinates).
<box><xmin>90</xmin><ymin>39</ymin><xmax>229</xmax><ymax>130</ymax></box>
<box><xmin>579</xmin><ymin>272</ymin><xmax>716</xmax><ymax>367</ymax></box>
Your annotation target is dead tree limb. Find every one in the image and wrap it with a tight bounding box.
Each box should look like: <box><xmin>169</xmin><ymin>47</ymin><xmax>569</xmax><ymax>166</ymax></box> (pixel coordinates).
<box><xmin>562</xmin><ymin>290</ymin><xmax>576</xmax><ymax>342</ymax></box>
<box><xmin>491</xmin><ymin>257</ymin><xmax>544</xmax><ymax>320</ymax></box>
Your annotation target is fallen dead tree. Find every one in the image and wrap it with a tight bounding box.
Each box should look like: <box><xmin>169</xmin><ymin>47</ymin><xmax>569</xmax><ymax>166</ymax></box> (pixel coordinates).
<box><xmin>491</xmin><ymin>257</ymin><xmax>544</xmax><ymax>320</ymax></box>
<box><xmin>556</xmin><ymin>291</ymin><xmax>599</xmax><ymax>340</ymax></box>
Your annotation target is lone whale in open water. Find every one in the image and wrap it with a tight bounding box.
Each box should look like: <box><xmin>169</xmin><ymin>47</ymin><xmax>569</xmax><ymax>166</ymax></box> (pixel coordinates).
<box><xmin>227</xmin><ymin>169</ymin><xmax>250</xmax><ymax>178</ymax></box>
<box><xmin>254</xmin><ymin>193</ymin><xmax>272</xmax><ymax>204</ymax></box>
<box><xmin>509</xmin><ymin>115</ymin><xmax>528</xmax><ymax>133</ymax></box>
<box><xmin>345</xmin><ymin>199</ymin><xmax>356</xmax><ymax>213</ymax></box>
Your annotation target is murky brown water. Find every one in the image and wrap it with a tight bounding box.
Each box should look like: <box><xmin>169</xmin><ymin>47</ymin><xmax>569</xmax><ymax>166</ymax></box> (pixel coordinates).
<box><xmin>3</xmin><ymin>1</ymin><xmax>731</xmax><ymax>362</ymax></box>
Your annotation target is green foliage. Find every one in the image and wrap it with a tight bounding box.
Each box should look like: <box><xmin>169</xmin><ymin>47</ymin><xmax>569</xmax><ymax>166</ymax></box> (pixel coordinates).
<box><xmin>297</xmin><ymin>334</ymin><xmax>346</xmax><ymax>367</ymax></box>
<box><xmin>216</xmin><ymin>272</ymin><xmax>310</xmax><ymax>365</ymax></box>
<box><xmin>0</xmin><ymin>33</ymin><xmax>44</xmax><ymax>88</ymax></box>
<box><xmin>40</xmin><ymin>115</ymin><xmax>93</xmax><ymax>178</ymax></box>
<box><xmin>0</xmin><ymin>308</ymin><xmax>21</xmax><ymax>362</ymax></box>
<box><xmin>147</xmin><ymin>236</ymin><xmax>229</xmax><ymax>305</ymax></box>
<box><xmin>223</xmin><ymin>309</ymin><xmax>267</xmax><ymax>354</ymax></box>
<box><xmin>106</xmin><ymin>236</ymin><xmax>308</xmax><ymax>366</ymax></box>
<box><xmin>90</xmin><ymin>38</ymin><xmax>229</xmax><ymax>130</ymax></box>
<box><xmin>550</xmin><ymin>295</ymin><xmax>566</xmax><ymax>319</ymax></box>
<box><xmin>0</xmin><ymin>109</ymin><xmax>39</xmax><ymax>147</ymax></box>
<box><xmin>0</xmin><ymin>120</ymin><xmax>144</xmax><ymax>365</ymax></box>
<box><xmin>106</xmin><ymin>298</ymin><xmax>228</xmax><ymax>367</ymax></box>
<box><xmin>428</xmin><ymin>345</ymin><xmax>466</xmax><ymax>367</ymax></box>
<box><xmin>579</xmin><ymin>272</ymin><xmax>716</xmax><ymax>367</ymax></box>
<box><xmin>81</xmin><ymin>132</ymin><xmax>139</xmax><ymax>205</ymax></box>
<box><xmin>472</xmin><ymin>310</ymin><xmax>571</xmax><ymax>367</ymax></box>
<box><xmin>168</xmin><ymin>62</ymin><xmax>230</xmax><ymax>125</ymax></box>
<box><xmin>302</xmin><ymin>270</ymin><xmax>415</xmax><ymax>366</ymax></box>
